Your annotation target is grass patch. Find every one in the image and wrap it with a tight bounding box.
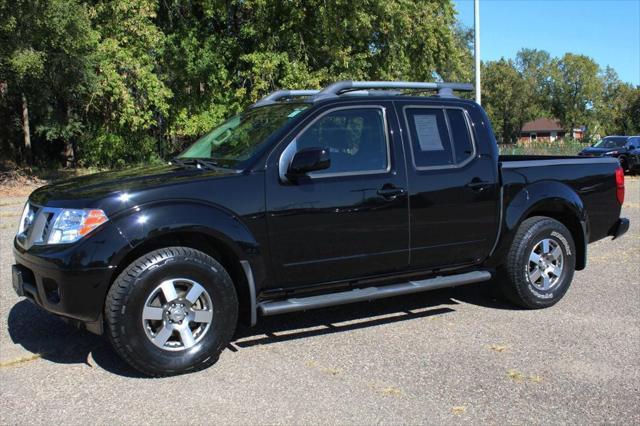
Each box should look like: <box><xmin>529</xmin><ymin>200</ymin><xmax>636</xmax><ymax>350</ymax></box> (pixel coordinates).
<box><xmin>499</xmin><ymin>138</ymin><xmax>587</xmax><ymax>156</ymax></box>
<box><xmin>451</xmin><ymin>406</ymin><xmax>467</xmax><ymax>415</ymax></box>
<box><xmin>0</xmin><ymin>353</ymin><xmax>42</xmax><ymax>368</ymax></box>
<box><xmin>489</xmin><ymin>344</ymin><xmax>508</xmax><ymax>353</ymax></box>
<box><xmin>507</xmin><ymin>369</ymin><xmax>525</xmax><ymax>382</ymax></box>
<box><xmin>507</xmin><ymin>369</ymin><xmax>544</xmax><ymax>383</ymax></box>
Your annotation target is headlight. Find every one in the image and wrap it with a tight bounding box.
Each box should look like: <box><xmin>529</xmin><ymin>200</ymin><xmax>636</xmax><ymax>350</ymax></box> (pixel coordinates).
<box><xmin>605</xmin><ymin>151</ymin><xmax>619</xmax><ymax>155</ymax></box>
<box><xmin>47</xmin><ymin>209</ymin><xmax>109</xmax><ymax>244</ymax></box>
<box><xmin>17</xmin><ymin>203</ymin><xmax>35</xmax><ymax>235</ymax></box>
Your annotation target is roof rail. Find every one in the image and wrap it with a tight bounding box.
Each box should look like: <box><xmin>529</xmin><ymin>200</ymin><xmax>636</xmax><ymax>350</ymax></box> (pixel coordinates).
<box><xmin>312</xmin><ymin>80</ymin><xmax>473</xmax><ymax>100</ymax></box>
<box><xmin>251</xmin><ymin>89</ymin><xmax>319</xmax><ymax>107</ymax></box>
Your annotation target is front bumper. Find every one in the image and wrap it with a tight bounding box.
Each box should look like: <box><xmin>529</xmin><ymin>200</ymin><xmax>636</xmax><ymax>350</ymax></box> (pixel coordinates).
<box><xmin>12</xmin><ymin>243</ymin><xmax>113</xmax><ymax>335</ymax></box>
<box><xmin>608</xmin><ymin>218</ymin><xmax>630</xmax><ymax>240</ymax></box>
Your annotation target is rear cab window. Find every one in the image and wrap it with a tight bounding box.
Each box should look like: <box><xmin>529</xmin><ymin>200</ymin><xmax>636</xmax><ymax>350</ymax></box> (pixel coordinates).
<box><xmin>402</xmin><ymin>105</ymin><xmax>475</xmax><ymax>169</ymax></box>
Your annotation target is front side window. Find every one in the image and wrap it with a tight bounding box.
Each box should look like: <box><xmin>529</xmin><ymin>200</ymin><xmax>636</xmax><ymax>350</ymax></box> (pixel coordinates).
<box><xmin>293</xmin><ymin>107</ymin><xmax>389</xmax><ymax>175</ymax></box>
<box><xmin>179</xmin><ymin>103</ymin><xmax>309</xmax><ymax>167</ymax></box>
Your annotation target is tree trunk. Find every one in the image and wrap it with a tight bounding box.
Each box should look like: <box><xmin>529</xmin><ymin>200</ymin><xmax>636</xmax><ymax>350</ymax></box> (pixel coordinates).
<box><xmin>21</xmin><ymin>92</ymin><xmax>32</xmax><ymax>164</ymax></box>
<box><xmin>64</xmin><ymin>104</ymin><xmax>76</xmax><ymax>168</ymax></box>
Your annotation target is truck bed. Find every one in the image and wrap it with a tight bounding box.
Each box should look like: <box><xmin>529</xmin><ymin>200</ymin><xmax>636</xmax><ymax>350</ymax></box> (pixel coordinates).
<box><xmin>498</xmin><ymin>154</ymin><xmax>622</xmax><ymax>243</ymax></box>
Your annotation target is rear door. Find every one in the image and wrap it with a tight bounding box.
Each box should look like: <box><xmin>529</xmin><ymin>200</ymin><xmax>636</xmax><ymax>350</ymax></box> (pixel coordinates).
<box><xmin>394</xmin><ymin>100</ymin><xmax>500</xmax><ymax>269</ymax></box>
<box><xmin>265</xmin><ymin>101</ymin><xmax>409</xmax><ymax>288</ymax></box>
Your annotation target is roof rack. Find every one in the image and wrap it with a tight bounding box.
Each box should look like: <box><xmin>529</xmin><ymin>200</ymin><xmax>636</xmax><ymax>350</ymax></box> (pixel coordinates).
<box><xmin>250</xmin><ymin>80</ymin><xmax>474</xmax><ymax>107</ymax></box>
<box><xmin>312</xmin><ymin>80</ymin><xmax>473</xmax><ymax>101</ymax></box>
<box><xmin>251</xmin><ymin>90</ymin><xmax>319</xmax><ymax>107</ymax></box>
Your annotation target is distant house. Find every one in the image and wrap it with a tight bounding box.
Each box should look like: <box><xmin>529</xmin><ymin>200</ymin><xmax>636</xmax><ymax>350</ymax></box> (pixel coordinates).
<box><xmin>519</xmin><ymin>118</ymin><xmax>565</xmax><ymax>142</ymax></box>
<box><xmin>519</xmin><ymin>118</ymin><xmax>585</xmax><ymax>143</ymax></box>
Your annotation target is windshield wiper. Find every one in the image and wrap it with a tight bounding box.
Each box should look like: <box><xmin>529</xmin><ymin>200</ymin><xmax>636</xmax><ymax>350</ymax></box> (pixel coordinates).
<box><xmin>171</xmin><ymin>157</ymin><xmax>227</xmax><ymax>170</ymax></box>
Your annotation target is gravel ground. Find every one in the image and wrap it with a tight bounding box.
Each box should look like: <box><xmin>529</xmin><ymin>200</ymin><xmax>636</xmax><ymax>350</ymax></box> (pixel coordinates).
<box><xmin>0</xmin><ymin>179</ymin><xmax>638</xmax><ymax>425</ymax></box>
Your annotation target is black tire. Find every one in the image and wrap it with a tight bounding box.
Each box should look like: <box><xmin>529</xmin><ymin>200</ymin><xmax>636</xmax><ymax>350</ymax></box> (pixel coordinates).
<box><xmin>499</xmin><ymin>216</ymin><xmax>576</xmax><ymax>309</ymax></box>
<box><xmin>620</xmin><ymin>157</ymin><xmax>629</xmax><ymax>173</ymax></box>
<box><xmin>105</xmin><ymin>247</ymin><xmax>238</xmax><ymax>377</ymax></box>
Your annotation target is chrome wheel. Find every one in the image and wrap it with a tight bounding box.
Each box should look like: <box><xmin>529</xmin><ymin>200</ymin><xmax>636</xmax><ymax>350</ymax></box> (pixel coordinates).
<box><xmin>528</xmin><ymin>238</ymin><xmax>564</xmax><ymax>291</ymax></box>
<box><xmin>142</xmin><ymin>278</ymin><xmax>213</xmax><ymax>351</ymax></box>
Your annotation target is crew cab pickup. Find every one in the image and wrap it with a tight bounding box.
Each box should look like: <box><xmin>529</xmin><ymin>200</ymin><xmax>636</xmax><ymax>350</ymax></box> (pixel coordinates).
<box><xmin>12</xmin><ymin>81</ymin><xmax>630</xmax><ymax>376</ymax></box>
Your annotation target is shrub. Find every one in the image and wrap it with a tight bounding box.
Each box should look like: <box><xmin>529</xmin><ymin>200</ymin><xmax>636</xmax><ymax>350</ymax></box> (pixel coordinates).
<box><xmin>499</xmin><ymin>138</ymin><xmax>586</xmax><ymax>156</ymax></box>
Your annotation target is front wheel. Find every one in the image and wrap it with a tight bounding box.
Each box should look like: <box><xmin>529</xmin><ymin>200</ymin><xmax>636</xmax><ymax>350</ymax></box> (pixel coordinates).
<box><xmin>105</xmin><ymin>247</ymin><xmax>238</xmax><ymax>377</ymax></box>
<box><xmin>619</xmin><ymin>156</ymin><xmax>629</xmax><ymax>173</ymax></box>
<box><xmin>499</xmin><ymin>216</ymin><xmax>576</xmax><ymax>309</ymax></box>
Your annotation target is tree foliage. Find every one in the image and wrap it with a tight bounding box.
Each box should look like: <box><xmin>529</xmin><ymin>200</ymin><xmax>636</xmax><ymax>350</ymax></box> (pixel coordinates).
<box><xmin>482</xmin><ymin>50</ymin><xmax>639</xmax><ymax>144</ymax></box>
<box><xmin>1</xmin><ymin>0</ymin><xmax>471</xmax><ymax>168</ymax></box>
<box><xmin>482</xmin><ymin>59</ymin><xmax>529</xmax><ymax>143</ymax></box>
<box><xmin>1</xmin><ymin>1</ymin><xmax>638</xmax><ymax>168</ymax></box>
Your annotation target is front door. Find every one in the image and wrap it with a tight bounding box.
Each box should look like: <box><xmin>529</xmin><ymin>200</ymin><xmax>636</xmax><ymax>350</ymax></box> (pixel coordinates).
<box><xmin>265</xmin><ymin>102</ymin><xmax>409</xmax><ymax>288</ymax></box>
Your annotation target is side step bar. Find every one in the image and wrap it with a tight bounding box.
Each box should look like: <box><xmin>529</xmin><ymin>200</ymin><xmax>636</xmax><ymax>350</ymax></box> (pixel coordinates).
<box><xmin>258</xmin><ymin>270</ymin><xmax>492</xmax><ymax>316</ymax></box>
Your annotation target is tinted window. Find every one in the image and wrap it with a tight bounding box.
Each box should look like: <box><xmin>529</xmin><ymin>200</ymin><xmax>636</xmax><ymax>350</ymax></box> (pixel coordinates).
<box><xmin>295</xmin><ymin>108</ymin><xmax>388</xmax><ymax>174</ymax></box>
<box><xmin>447</xmin><ymin>109</ymin><xmax>474</xmax><ymax>163</ymax></box>
<box><xmin>593</xmin><ymin>137</ymin><xmax>627</xmax><ymax>148</ymax></box>
<box><xmin>405</xmin><ymin>108</ymin><xmax>454</xmax><ymax>168</ymax></box>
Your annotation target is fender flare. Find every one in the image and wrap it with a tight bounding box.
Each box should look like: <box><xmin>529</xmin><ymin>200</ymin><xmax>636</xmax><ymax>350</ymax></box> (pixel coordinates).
<box><xmin>492</xmin><ymin>181</ymin><xmax>589</xmax><ymax>270</ymax></box>
<box><xmin>106</xmin><ymin>200</ymin><xmax>265</xmax><ymax>324</ymax></box>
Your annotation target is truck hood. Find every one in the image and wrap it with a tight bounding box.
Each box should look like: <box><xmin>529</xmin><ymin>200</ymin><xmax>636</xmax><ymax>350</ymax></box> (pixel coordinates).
<box><xmin>29</xmin><ymin>164</ymin><xmax>239</xmax><ymax>206</ymax></box>
<box><xmin>580</xmin><ymin>147</ymin><xmax>625</xmax><ymax>156</ymax></box>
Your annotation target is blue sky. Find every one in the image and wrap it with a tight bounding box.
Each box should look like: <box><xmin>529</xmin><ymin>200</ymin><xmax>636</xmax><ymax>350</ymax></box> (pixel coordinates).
<box><xmin>453</xmin><ymin>0</ymin><xmax>640</xmax><ymax>85</ymax></box>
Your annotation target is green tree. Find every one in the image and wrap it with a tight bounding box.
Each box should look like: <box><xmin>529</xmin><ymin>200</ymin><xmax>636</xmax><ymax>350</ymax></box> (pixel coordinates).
<box><xmin>482</xmin><ymin>59</ymin><xmax>529</xmax><ymax>143</ymax></box>
<box><xmin>0</xmin><ymin>0</ymin><xmax>97</xmax><ymax>165</ymax></box>
<box><xmin>157</xmin><ymin>0</ymin><xmax>471</xmax><ymax>145</ymax></box>
<box><xmin>549</xmin><ymin>53</ymin><xmax>602</xmax><ymax>135</ymax></box>
<box><xmin>82</xmin><ymin>0</ymin><xmax>171</xmax><ymax>167</ymax></box>
<box><xmin>614</xmin><ymin>86</ymin><xmax>640</xmax><ymax>135</ymax></box>
<box><xmin>515</xmin><ymin>48</ymin><xmax>552</xmax><ymax>116</ymax></box>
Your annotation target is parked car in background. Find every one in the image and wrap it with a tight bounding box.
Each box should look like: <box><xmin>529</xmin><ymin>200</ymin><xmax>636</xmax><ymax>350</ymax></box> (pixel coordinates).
<box><xmin>579</xmin><ymin>136</ymin><xmax>640</xmax><ymax>172</ymax></box>
<box><xmin>627</xmin><ymin>144</ymin><xmax>640</xmax><ymax>174</ymax></box>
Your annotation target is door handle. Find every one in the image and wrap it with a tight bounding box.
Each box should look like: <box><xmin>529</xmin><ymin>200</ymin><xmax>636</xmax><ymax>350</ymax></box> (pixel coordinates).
<box><xmin>377</xmin><ymin>186</ymin><xmax>406</xmax><ymax>199</ymax></box>
<box><xmin>466</xmin><ymin>179</ymin><xmax>492</xmax><ymax>192</ymax></box>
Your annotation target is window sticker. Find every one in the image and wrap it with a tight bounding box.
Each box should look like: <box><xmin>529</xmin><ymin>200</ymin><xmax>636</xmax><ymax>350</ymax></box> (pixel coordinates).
<box><xmin>414</xmin><ymin>114</ymin><xmax>444</xmax><ymax>151</ymax></box>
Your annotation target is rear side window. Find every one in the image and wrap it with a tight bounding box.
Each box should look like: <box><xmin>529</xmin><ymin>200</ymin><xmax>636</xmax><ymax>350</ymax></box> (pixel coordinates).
<box><xmin>447</xmin><ymin>109</ymin><xmax>475</xmax><ymax>163</ymax></box>
<box><xmin>404</xmin><ymin>108</ymin><xmax>454</xmax><ymax>168</ymax></box>
<box><xmin>404</xmin><ymin>107</ymin><xmax>474</xmax><ymax>169</ymax></box>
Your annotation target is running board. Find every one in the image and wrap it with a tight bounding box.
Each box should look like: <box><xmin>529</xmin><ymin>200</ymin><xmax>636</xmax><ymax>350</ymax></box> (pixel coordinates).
<box><xmin>258</xmin><ymin>270</ymin><xmax>492</xmax><ymax>316</ymax></box>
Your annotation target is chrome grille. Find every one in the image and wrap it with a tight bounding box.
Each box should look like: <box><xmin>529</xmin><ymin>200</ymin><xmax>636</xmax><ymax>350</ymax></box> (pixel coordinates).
<box><xmin>16</xmin><ymin>204</ymin><xmax>58</xmax><ymax>249</ymax></box>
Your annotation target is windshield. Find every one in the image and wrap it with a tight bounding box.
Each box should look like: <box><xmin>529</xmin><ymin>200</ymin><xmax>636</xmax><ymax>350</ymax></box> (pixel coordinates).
<box><xmin>593</xmin><ymin>137</ymin><xmax>627</xmax><ymax>149</ymax></box>
<box><xmin>178</xmin><ymin>103</ymin><xmax>309</xmax><ymax>166</ymax></box>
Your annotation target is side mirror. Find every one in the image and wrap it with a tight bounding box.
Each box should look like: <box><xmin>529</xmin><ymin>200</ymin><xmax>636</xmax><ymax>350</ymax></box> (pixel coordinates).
<box><xmin>287</xmin><ymin>147</ymin><xmax>330</xmax><ymax>180</ymax></box>
<box><xmin>629</xmin><ymin>145</ymin><xmax>636</xmax><ymax>150</ymax></box>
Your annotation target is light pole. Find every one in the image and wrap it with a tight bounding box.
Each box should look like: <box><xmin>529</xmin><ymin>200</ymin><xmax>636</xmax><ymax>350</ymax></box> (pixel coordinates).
<box><xmin>474</xmin><ymin>0</ymin><xmax>481</xmax><ymax>105</ymax></box>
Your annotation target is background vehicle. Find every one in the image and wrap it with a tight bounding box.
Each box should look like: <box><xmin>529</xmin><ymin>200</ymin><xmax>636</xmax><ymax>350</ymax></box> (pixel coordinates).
<box><xmin>627</xmin><ymin>145</ymin><xmax>640</xmax><ymax>174</ymax></box>
<box><xmin>12</xmin><ymin>81</ymin><xmax>629</xmax><ymax>376</ymax></box>
<box><xmin>579</xmin><ymin>135</ymin><xmax>640</xmax><ymax>172</ymax></box>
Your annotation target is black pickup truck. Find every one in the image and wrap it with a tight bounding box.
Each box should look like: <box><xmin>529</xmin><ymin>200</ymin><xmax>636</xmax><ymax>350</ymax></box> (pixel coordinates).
<box><xmin>12</xmin><ymin>81</ymin><xmax>629</xmax><ymax>376</ymax></box>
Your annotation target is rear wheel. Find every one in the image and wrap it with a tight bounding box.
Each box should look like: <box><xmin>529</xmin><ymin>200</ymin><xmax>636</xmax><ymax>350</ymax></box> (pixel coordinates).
<box><xmin>499</xmin><ymin>216</ymin><xmax>576</xmax><ymax>309</ymax></box>
<box><xmin>105</xmin><ymin>247</ymin><xmax>238</xmax><ymax>377</ymax></box>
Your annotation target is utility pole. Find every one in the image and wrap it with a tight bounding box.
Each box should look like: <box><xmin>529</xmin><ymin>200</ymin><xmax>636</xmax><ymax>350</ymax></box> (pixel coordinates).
<box><xmin>474</xmin><ymin>0</ymin><xmax>481</xmax><ymax>105</ymax></box>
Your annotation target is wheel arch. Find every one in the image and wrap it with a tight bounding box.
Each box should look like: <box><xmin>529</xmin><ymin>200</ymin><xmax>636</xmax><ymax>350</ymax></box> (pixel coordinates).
<box><xmin>493</xmin><ymin>181</ymin><xmax>588</xmax><ymax>270</ymax></box>
<box><xmin>106</xmin><ymin>201</ymin><xmax>265</xmax><ymax>326</ymax></box>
